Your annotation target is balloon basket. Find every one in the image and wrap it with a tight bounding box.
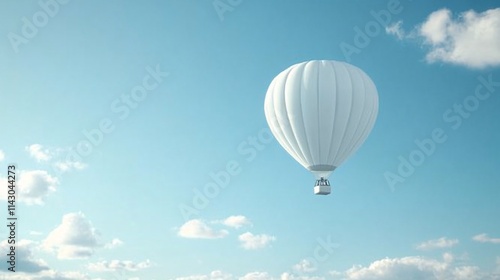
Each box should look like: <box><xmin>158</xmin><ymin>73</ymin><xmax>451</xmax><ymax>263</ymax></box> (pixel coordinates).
<box><xmin>314</xmin><ymin>178</ymin><xmax>331</xmax><ymax>195</ymax></box>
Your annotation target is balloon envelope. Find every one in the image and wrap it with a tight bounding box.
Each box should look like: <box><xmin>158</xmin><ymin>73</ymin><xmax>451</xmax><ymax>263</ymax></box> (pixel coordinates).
<box><xmin>264</xmin><ymin>60</ymin><xmax>378</xmax><ymax>181</ymax></box>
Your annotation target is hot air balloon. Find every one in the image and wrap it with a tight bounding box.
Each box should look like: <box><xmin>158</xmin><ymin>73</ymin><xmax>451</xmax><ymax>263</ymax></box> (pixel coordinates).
<box><xmin>264</xmin><ymin>60</ymin><xmax>378</xmax><ymax>195</ymax></box>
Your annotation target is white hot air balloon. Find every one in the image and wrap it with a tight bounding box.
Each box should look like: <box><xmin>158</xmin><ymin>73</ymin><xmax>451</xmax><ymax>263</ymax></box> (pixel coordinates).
<box><xmin>264</xmin><ymin>60</ymin><xmax>378</xmax><ymax>195</ymax></box>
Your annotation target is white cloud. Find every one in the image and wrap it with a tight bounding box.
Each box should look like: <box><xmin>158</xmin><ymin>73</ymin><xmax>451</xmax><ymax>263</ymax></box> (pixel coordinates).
<box><xmin>416</xmin><ymin>237</ymin><xmax>459</xmax><ymax>250</ymax></box>
<box><xmin>87</xmin><ymin>259</ymin><xmax>151</xmax><ymax>272</ymax></box>
<box><xmin>422</xmin><ymin>8</ymin><xmax>500</xmax><ymax>68</ymax></box>
<box><xmin>42</xmin><ymin>212</ymin><xmax>101</xmax><ymax>259</ymax></box>
<box><xmin>280</xmin><ymin>273</ymin><xmax>324</xmax><ymax>280</ymax></box>
<box><xmin>169</xmin><ymin>256</ymin><xmax>500</xmax><ymax>280</ymax></box>
<box><xmin>222</xmin><ymin>215</ymin><xmax>252</xmax><ymax>229</ymax></box>
<box><xmin>104</xmin><ymin>238</ymin><xmax>124</xmax><ymax>249</ymax></box>
<box><xmin>176</xmin><ymin>271</ymin><xmax>326</xmax><ymax>280</ymax></box>
<box><xmin>386</xmin><ymin>8</ymin><xmax>500</xmax><ymax>68</ymax></box>
<box><xmin>175</xmin><ymin>270</ymin><xmax>232</xmax><ymax>280</ymax></box>
<box><xmin>0</xmin><ymin>239</ymin><xmax>49</xmax><ymax>273</ymax></box>
<box><xmin>239</xmin><ymin>271</ymin><xmax>273</xmax><ymax>280</ymax></box>
<box><xmin>54</xmin><ymin>160</ymin><xmax>87</xmax><ymax>172</ymax></box>
<box><xmin>451</xmin><ymin>266</ymin><xmax>482</xmax><ymax>280</ymax></box>
<box><xmin>26</xmin><ymin>144</ymin><xmax>52</xmax><ymax>162</ymax></box>
<box><xmin>0</xmin><ymin>150</ymin><xmax>4</xmax><ymax>161</ymax></box>
<box><xmin>209</xmin><ymin>270</ymin><xmax>233</xmax><ymax>280</ymax></box>
<box><xmin>238</xmin><ymin>232</ymin><xmax>276</xmax><ymax>250</ymax></box>
<box><xmin>175</xmin><ymin>271</ymin><xmax>324</xmax><ymax>280</ymax></box>
<box><xmin>23</xmin><ymin>144</ymin><xmax>87</xmax><ymax>173</ymax></box>
<box><xmin>343</xmin><ymin>253</ymin><xmax>484</xmax><ymax>280</ymax></box>
<box><xmin>0</xmin><ymin>270</ymin><xmax>92</xmax><ymax>280</ymax></box>
<box><xmin>19</xmin><ymin>170</ymin><xmax>59</xmax><ymax>205</ymax></box>
<box><xmin>292</xmin><ymin>259</ymin><xmax>317</xmax><ymax>273</ymax></box>
<box><xmin>0</xmin><ymin>170</ymin><xmax>59</xmax><ymax>205</ymax></box>
<box><xmin>178</xmin><ymin>219</ymin><xmax>228</xmax><ymax>239</ymax></box>
<box><xmin>385</xmin><ymin>20</ymin><xmax>405</xmax><ymax>40</ymax></box>
<box><xmin>420</xmin><ymin>9</ymin><xmax>452</xmax><ymax>45</ymax></box>
<box><xmin>473</xmin><ymin>233</ymin><xmax>500</xmax><ymax>244</ymax></box>
<box><xmin>166</xmin><ymin>254</ymin><xmax>500</xmax><ymax>280</ymax></box>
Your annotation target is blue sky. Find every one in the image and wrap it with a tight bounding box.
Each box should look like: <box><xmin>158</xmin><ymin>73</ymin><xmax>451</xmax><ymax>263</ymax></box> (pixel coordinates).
<box><xmin>1</xmin><ymin>0</ymin><xmax>500</xmax><ymax>279</ymax></box>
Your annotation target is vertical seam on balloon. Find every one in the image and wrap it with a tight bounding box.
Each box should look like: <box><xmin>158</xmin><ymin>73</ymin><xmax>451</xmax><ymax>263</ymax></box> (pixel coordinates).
<box><xmin>337</xmin><ymin>67</ymin><xmax>367</xmax><ymax>162</ymax></box>
<box><xmin>316</xmin><ymin>61</ymin><xmax>321</xmax><ymax>166</ymax></box>
<box><xmin>325</xmin><ymin>61</ymin><xmax>338</xmax><ymax>163</ymax></box>
<box><xmin>267</xmin><ymin>76</ymin><xmax>300</xmax><ymax>164</ymax></box>
<box><xmin>296</xmin><ymin>62</ymin><xmax>314</xmax><ymax>166</ymax></box>
<box><xmin>330</xmin><ymin>62</ymin><xmax>355</xmax><ymax>166</ymax></box>
<box><xmin>279</xmin><ymin>67</ymin><xmax>308</xmax><ymax>165</ymax></box>
<box><xmin>268</xmin><ymin>69</ymin><xmax>299</xmax><ymax>163</ymax></box>
<box><xmin>341</xmin><ymin>74</ymin><xmax>378</xmax><ymax>162</ymax></box>
<box><xmin>358</xmin><ymin>83</ymin><xmax>378</xmax><ymax>144</ymax></box>
<box><xmin>346</xmin><ymin>91</ymin><xmax>377</xmax><ymax>158</ymax></box>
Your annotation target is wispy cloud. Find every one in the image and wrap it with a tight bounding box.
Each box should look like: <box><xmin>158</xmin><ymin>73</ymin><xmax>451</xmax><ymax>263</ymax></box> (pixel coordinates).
<box><xmin>87</xmin><ymin>259</ymin><xmax>151</xmax><ymax>272</ymax></box>
<box><xmin>54</xmin><ymin>160</ymin><xmax>87</xmax><ymax>172</ymax></box>
<box><xmin>24</xmin><ymin>143</ymin><xmax>87</xmax><ymax>172</ymax></box>
<box><xmin>472</xmin><ymin>233</ymin><xmax>500</xmax><ymax>244</ymax></box>
<box><xmin>416</xmin><ymin>237</ymin><xmax>459</xmax><ymax>250</ymax></box>
<box><xmin>239</xmin><ymin>271</ymin><xmax>272</xmax><ymax>280</ymax></box>
<box><xmin>175</xmin><ymin>270</ymin><xmax>233</xmax><ymax>280</ymax></box>
<box><xmin>3</xmin><ymin>269</ymin><xmax>91</xmax><ymax>279</ymax></box>
<box><xmin>292</xmin><ymin>259</ymin><xmax>317</xmax><ymax>273</ymax></box>
<box><xmin>178</xmin><ymin>219</ymin><xmax>228</xmax><ymax>239</ymax></box>
<box><xmin>221</xmin><ymin>215</ymin><xmax>252</xmax><ymax>229</ymax></box>
<box><xmin>385</xmin><ymin>20</ymin><xmax>405</xmax><ymax>40</ymax></box>
<box><xmin>386</xmin><ymin>8</ymin><xmax>500</xmax><ymax>68</ymax></box>
<box><xmin>281</xmin><ymin>272</ymin><xmax>325</xmax><ymax>280</ymax></box>
<box><xmin>0</xmin><ymin>149</ymin><xmax>5</xmax><ymax>161</ymax></box>
<box><xmin>104</xmin><ymin>238</ymin><xmax>124</xmax><ymax>249</ymax></box>
<box><xmin>238</xmin><ymin>232</ymin><xmax>276</xmax><ymax>250</ymax></box>
<box><xmin>26</xmin><ymin>144</ymin><xmax>52</xmax><ymax>162</ymax></box>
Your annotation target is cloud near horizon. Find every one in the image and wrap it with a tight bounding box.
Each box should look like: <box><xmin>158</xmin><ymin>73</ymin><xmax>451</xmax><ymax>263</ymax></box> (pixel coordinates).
<box><xmin>472</xmin><ymin>233</ymin><xmax>500</xmax><ymax>244</ymax></box>
<box><xmin>87</xmin><ymin>259</ymin><xmax>152</xmax><ymax>272</ymax></box>
<box><xmin>416</xmin><ymin>237</ymin><xmax>459</xmax><ymax>250</ymax></box>
<box><xmin>0</xmin><ymin>239</ymin><xmax>49</xmax><ymax>273</ymax></box>
<box><xmin>173</xmin><ymin>253</ymin><xmax>500</xmax><ymax>280</ymax></box>
<box><xmin>292</xmin><ymin>259</ymin><xmax>317</xmax><ymax>273</ymax></box>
